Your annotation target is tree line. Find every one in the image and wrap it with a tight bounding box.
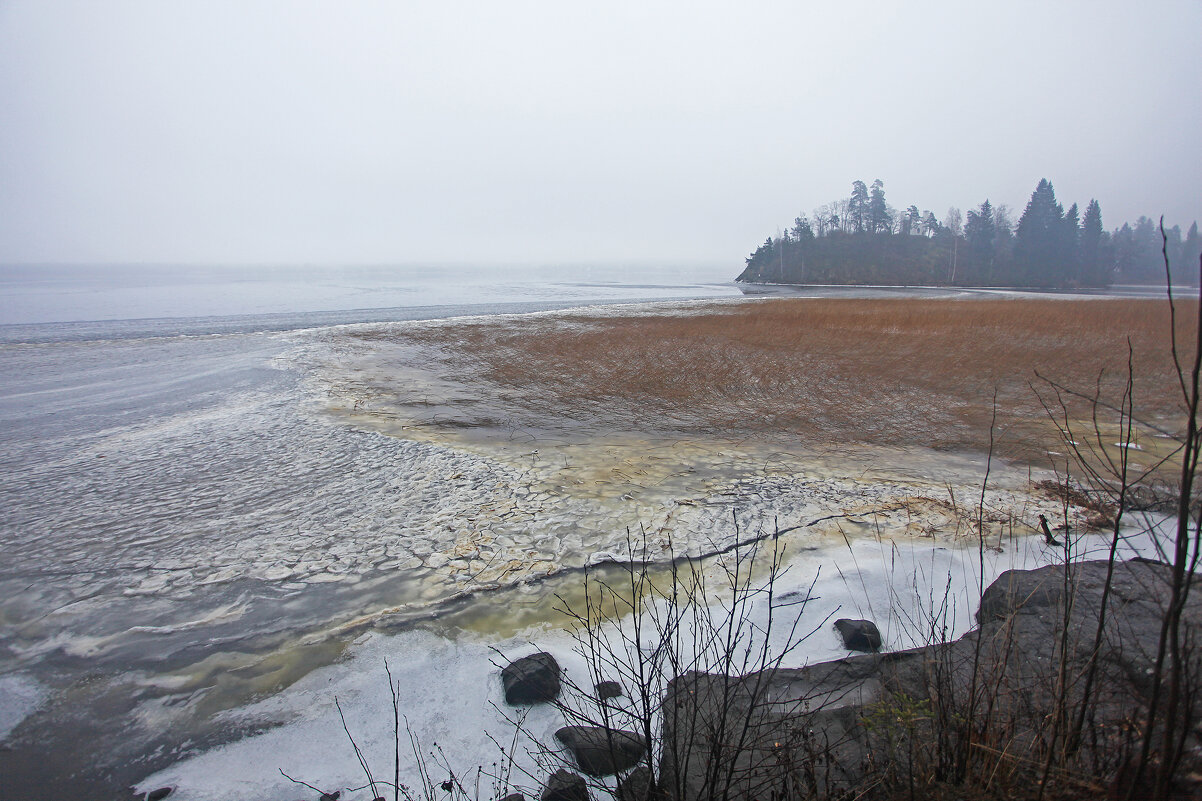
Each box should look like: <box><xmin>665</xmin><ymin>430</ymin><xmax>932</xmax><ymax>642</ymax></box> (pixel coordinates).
<box><xmin>737</xmin><ymin>178</ymin><xmax>1200</xmax><ymax>288</ymax></box>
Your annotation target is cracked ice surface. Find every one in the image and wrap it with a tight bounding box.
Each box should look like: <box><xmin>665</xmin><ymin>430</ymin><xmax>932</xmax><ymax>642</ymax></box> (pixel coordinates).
<box><xmin>293</xmin><ymin>317</ymin><xmax>1084</xmax><ymax>574</ymax></box>
<box><xmin>2</xmin><ymin>314</ymin><xmax>1087</xmax><ymax>675</ymax></box>
<box><xmin>0</xmin><ymin>334</ymin><xmax>614</xmax><ymax>667</ymax></box>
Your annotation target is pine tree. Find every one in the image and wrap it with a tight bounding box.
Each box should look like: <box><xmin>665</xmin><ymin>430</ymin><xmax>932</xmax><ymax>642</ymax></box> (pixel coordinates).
<box><xmin>792</xmin><ymin>216</ymin><xmax>815</xmax><ymax>243</ymax></box>
<box><xmin>868</xmin><ymin>179</ymin><xmax>891</xmax><ymax>234</ymax></box>
<box><xmin>849</xmin><ymin>181</ymin><xmax>869</xmax><ymax>234</ymax></box>
<box><xmin>922</xmin><ymin>211</ymin><xmax>940</xmax><ymax>238</ymax></box>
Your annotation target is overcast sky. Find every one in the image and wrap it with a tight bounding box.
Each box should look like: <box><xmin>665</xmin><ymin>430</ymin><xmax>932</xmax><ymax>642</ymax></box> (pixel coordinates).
<box><xmin>1</xmin><ymin>1</ymin><xmax>1198</xmax><ymax>267</ymax></box>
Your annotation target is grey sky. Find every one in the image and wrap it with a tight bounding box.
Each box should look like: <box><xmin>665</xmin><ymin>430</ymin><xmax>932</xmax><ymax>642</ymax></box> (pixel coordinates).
<box><xmin>1</xmin><ymin>1</ymin><xmax>1198</xmax><ymax>267</ymax></box>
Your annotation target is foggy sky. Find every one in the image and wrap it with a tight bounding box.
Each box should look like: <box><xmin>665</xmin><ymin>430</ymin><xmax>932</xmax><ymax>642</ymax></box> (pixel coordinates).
<box><xmin>1</xmin><ymin>1</ymin><xmax>1198</xmax><ymax>267</ymax></box>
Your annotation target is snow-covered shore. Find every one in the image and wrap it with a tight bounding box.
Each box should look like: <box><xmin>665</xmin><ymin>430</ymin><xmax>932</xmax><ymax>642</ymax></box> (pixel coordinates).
<box><xmin>136</xmin><ymin>517</ymin><xmax>1171</xmax><ymax>800</ymax></box>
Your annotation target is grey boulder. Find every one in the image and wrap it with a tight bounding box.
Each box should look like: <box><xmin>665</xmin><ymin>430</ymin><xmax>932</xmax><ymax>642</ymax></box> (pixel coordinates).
<box><xmin>555</xmin><ymin>725</ymin><xmax>646</xmax><ymax>777</ymax></box>
<box><xmin>595</xmin><ymin>680</ymin><xmax>624</xmax><ymax>700</ymax></box>
<box><xmin>834</xmin><ymin>618</ymin><xmax>881</xmax><ymax>652</ymax></box>
<box><xmin>540</xmin><ymin>769</ymin><xmax>588</xmax><ymax>801</ymax></box>
<box><xmin>502</xmin><ymin>652</ymin><xmax>561</xmax><ymax>705</ymax></box>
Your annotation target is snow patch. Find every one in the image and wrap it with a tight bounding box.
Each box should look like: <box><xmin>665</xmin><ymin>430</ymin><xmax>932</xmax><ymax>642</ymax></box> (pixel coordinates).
<box><xmin>0</xmin><ymin>674</ymin><xmax>49</xmax><ymax>742</ymax></box>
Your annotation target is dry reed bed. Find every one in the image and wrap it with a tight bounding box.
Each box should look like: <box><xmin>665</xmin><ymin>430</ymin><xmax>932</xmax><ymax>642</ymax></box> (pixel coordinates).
<box><xmin>359</xmin><ymin>297</ymin><xmax>1192</xmax><ymax>465</ymax></box>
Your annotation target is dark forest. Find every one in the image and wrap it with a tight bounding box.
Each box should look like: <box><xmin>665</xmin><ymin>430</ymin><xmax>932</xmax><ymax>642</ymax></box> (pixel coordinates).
<box><xmin>738</xmin><ymin>178</ymin><xmax>1201</xmax><ymax>287</ymax></box>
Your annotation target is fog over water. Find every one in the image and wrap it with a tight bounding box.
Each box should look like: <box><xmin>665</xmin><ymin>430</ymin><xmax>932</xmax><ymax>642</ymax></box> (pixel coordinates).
<box><xmin>1</xmin><ymin>1</ymin><xmax>1199</xmax><ymax>267</ymax></box>
<box><xmin>0</xmin><ymin>262</ymin><xmax>736</xmax><ymax>327</ymax></box>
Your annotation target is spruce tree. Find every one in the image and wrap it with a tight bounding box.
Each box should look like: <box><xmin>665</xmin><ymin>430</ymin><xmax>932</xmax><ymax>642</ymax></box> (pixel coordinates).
<box><xmin>1080</xmin><ymin>200</ymin><xmax>1106</xmax><ymax>285</ymax></box>
<box><xmin>1132</xmin><ymin>217</ymin><xmax>1161</xmax><ymax>281</ymax></box>
<box><xmin>966</xmin><ymin>200</ymin><xmax>996</xmax><ymax>258</ymax></box>
<box><xmin>1014</xmin><ymin>178</ymin><xmax>1065</xmax><ymax>286</ymax></box>
<box><xmin>1112</xmin><ymin>222</ymin><xmax>1137</xmax><ymax>280</ymax></box>
<box><xmin>1166</xmin><ymin>224</ymin><xmax>1185</xmax><ymax>277</ymax></box>
<box><xmin>965</xmin><ymin>200</ymin><xmax>997</xmax><ymax>284</ymax></box>
<box><xmin>1062</xmin><ymin>202</ymin><xmax>1081</xmax><ymax>283</ymax></box>
<box><xmin>1184</xmin><ymin>222</ymin><xmax>1201</xmax><ymax>280</ymax></box>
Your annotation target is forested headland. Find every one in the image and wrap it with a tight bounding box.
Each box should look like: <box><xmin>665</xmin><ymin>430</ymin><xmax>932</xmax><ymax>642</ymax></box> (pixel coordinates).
<box><xmin>736</xmin><ymin>178</ymin><xmax>1201</xmax><ymax>288</ymax></box>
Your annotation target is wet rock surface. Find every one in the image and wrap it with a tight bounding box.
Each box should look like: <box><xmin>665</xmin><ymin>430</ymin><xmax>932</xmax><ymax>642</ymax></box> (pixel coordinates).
<box><xmin>617</xmin><ymin>766</ymin><xmax>661</xmax><ymax>801</ymax></box>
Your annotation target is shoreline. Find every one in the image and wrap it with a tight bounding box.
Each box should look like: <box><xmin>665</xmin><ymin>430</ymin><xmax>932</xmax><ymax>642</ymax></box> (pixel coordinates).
<box><xmin>135</xmin><ymin>523</ymin><xmax>1175</xmax><ymax>801</ymax></box>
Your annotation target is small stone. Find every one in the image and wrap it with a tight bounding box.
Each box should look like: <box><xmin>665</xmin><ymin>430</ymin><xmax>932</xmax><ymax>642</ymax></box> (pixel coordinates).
<box><xmin>540</xmin><ymin>769</ymin><xmax>587</xmax><ymax>801</ymax></box>
<box><xmin>146</xmin><ymin>789</ymin><xmax>174</xmax><ymax>801</ymax></box>
<box><xmin>834</xmin><ymin>618</ymin><xmax>882</xmax><ymax>653</ymax></box>
<box><xmin>555</xmin><ymin>725</ymin><xmax>646</xmax><ymax>776</ymax></box>
<box><xmin>502</xmin><ymin>652</ymin><xmax>561</xmax><ymax>705</ymax></box>
<box><xmin>595</xmin><ymin>680</ymin><xmax>624</xmax><ymax>700</ymax></box>
<box><xmin>617</xmin><ymin>766</ymin><xmax>660</xmax><ymax>801</ymax></box>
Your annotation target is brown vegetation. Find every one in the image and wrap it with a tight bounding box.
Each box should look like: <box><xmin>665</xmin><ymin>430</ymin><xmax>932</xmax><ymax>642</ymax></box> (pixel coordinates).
<box><xmin>364</xmin><ymin>297</ymin><xmax>1190</xmax><ymax>467</ymax></box>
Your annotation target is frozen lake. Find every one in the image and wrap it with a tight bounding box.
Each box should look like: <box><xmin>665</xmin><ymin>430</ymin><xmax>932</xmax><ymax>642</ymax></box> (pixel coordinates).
<box><xmin>0</xmin><ymin>264</ymin><xmax>1173</xmax><ymax>799</ymax></box>
<box><xmin>0</xmin><ymin>263</ymin><xmax>744</xmax><ymax>797</ymax></box>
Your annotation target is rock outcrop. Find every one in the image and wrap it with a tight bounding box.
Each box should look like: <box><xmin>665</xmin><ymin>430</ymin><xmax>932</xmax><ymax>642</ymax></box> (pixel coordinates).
<box><xmin>659</xmin><ymin>559</ymin><xmax>1202</xmax><ymax>800</ymax></box>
